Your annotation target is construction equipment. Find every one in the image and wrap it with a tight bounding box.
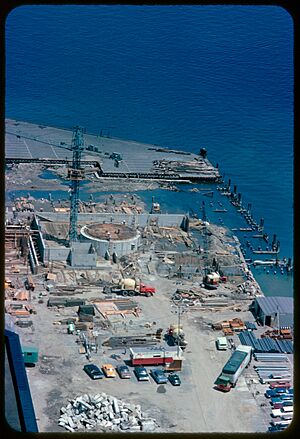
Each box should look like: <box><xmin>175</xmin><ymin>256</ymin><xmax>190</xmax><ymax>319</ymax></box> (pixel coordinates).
<box><xmin>150</xmin><ymin>196</ymin><xmax>161</xmax><ymax>213</ymax></box>
<box><xmin>104</xmin><ymin>278</ymin><xmax>156</xmax><ymax>297</ymax></box>
<box><xmin>167</xmin><ymin>324</ymin><xmax>188</xmax><ymax>350</ymax></box>
<box><xmin>25</xmin><ymin>275</ymin><xmax>35</xmax><ymax>291</ymax></box>
<box><xmin>203</xmin><ymin>272</ymin><xmax>220</xmax><ymax>289</ymax></box>
<box><xmin>67</xmin><ymin>322</ymin><xmax>75</xmax><ymax>334</ymax></box>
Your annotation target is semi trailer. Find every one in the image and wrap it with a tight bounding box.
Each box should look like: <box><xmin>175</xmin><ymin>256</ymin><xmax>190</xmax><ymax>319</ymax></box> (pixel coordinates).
<box><xmin>214</xmin><ymin>345</ymin><xmax>252</xmax><ymax>392</ymax></box>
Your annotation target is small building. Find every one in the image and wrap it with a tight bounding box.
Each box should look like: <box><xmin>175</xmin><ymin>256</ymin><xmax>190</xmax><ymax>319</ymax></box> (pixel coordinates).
<box><xmin>129</xmin><ymin>346</ymin><xmax>183</xmax><ymax>371</ymax></box>
<box><xmin>21</xmin><ymin>346</ymin><xmax>39</xmax><ymax>365</ymax></box>
<box><xmin>251</xmin><ymin>296</ymin><xmax>293</xmax><ymax>328</ymax></box>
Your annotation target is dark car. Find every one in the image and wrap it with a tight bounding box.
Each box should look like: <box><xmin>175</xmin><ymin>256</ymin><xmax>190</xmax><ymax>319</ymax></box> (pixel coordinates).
<box><xmin>265</xmin><ymin>388</ymin><xmax>289</xmax><ymax>398</ymax></box>
<box><xmin>151</xmin><ymin>369</ymin><xmax>168</xmax><ymax>384</ymax></box>
<box><xmin>275</xmin><ymin>388</ymin><xmax>290</xmax><ymax>394</ymax></box>
<box><xmin>265</xmin><ymin>389</ymin><xmax>278</xmax><ymax>398</ymax></box>
<box><xmin>134</xmin><ymin>366</ymin><xmax>150</xmax><ymax>381</ymax></box>
<box><xmin>168</xmin><ymin>373</ymin><xmax>181</xmax><ymax>386</ymax></box>
<box><xmin>83</xmin><ymin>364</ymin><xmax>104</xmax><ymax>380</ymax></box>
<box><xmin>116</xmin><ymin>365</ymin><xmax>131</xmax><ymax>379</ymax></box>
<box><xmin>268</xmin><ymin>425</ymin><xmax>285</xmax><ymax>432</ymax></box>
<box><xmin>279</xmin><ymin>394</ymin><xmax>293</xmax><ymax>401</ymax></box>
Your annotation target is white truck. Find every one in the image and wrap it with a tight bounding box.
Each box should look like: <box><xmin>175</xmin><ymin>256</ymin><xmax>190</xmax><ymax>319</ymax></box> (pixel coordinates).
<box><xmin>216</xmin><ymin>337</ymin><xmax>228</xmax><ymax>350</ymax></box>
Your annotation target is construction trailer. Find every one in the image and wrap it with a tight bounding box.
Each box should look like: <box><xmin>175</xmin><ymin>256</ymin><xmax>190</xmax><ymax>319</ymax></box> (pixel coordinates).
<box><xmin>214</xmin><ymin>345</ymin><xmax>252</xmax><ymax>392</ymax></box>
<box><xmin>129</xmin><ymin>346</ymin><xmax>183</xmax><ymax>371</ymax></box>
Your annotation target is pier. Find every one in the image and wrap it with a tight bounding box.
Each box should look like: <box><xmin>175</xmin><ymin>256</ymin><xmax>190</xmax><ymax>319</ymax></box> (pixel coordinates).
<box><xmin>5</xmin><ymin>119</ymin><xmax>221</xmax><ymax>183</ymax></box>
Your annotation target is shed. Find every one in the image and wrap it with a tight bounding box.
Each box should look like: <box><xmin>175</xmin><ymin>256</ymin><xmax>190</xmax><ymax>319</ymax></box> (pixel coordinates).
<box><xmin>251</xmin><ymin>296</ymin><xmax>293</xmax><ymax>328</ymax></box>
<box><xmin>21</xmin><ymin>346</ymin><xmax>39</xmax><ymax>365</ymax></box>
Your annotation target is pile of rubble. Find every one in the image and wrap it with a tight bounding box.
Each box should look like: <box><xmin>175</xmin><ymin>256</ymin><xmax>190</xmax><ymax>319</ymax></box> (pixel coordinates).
<box><xmin>236</xmin><ymin>279</ymin><xmax>259</xmax><ymax>296</ymax></box>
<box><xmin>58</xmin><ymin>393</ymin><xmax>158</xmax><ymax>433</ymax></box>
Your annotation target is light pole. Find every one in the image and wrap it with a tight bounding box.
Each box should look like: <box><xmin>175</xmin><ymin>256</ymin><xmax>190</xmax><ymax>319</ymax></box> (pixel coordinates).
<box><xmin>171</xmin><ymin>303</ymin><xmax>187</xmax><ymax>357</ymax></box>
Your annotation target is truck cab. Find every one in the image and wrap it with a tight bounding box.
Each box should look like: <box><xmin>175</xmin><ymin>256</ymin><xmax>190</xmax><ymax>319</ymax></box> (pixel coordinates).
<box><xmin>139</xmin><ymin>283</ymin><xmax>156</xmax><ymax>296</ymax></box>
<box><xmin>216</xmin><ymin>337</ymin><xmax>228</xmax><ymax>350</ymax></box>
<box><xmin>214</xmin><ymin>374</ymin><xmax>231</xmax><ymax>392</ymax></box>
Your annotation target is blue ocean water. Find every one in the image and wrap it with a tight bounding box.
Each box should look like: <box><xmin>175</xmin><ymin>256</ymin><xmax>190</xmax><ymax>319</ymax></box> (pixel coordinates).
<box><xmin>5</xmin><ymin>5</ymin><xmax>293</xmax><ymax>295</ymax></box>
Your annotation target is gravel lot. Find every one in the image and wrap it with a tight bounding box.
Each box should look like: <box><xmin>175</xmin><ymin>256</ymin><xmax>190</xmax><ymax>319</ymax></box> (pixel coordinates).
<box><xmin>17</xmin><ymin>274</ymin><xmax>272</xmax><ymax>433</ymax></box>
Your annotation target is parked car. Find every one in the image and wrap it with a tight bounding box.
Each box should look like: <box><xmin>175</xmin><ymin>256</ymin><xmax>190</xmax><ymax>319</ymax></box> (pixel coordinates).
<box><xmin>168</xmin><ymin>373</ymin><xmax>181</xmax><ymax>386</ymax></box>
<box><xmin>265</xmin><ymin>388</ymin><xmax>289</xmax><ymax>398</ymax></box>
<box><xmin>275</xmin><ymin>388</ymin><xmax>290</xmax><ymax>394</ymax></box>
<box><xmin>134</xmin><ymin>366</ymin><xmax>150</xmax><ymax>381</ymax></box>
<box><xmin>102</xmin><ymin>364</ymin><xmax>117</xmax><ymax>378</ymax></box>
<box><xmin>83</xmin><ymin>364</ymin><xmax>104</xmax><ymax>380</ymax></box>
<box><xmin>265</xmin><ymin>390</ymin><xmax>278</xmax><ymax>398</ymax></box>
<box><xmin>272</xmin><ymin>399</ymin><xmax>294</xmax><ymax>410</ymax></box>
<box><xmin>279</xmin><ymin>394</ymin><xmax>293</xmax><ymax>401</ymax></box>
<box><xmin>270</xmin><ymin>381</ymin><xmax>291</xmax><ymax>389</ymax></box>
<box><xmin>271</xmin><ymin>397</ymin><xmax>284</xmax><ymax>405</ymax></box>
<box><xmin>271</xmin><ymin>407</ymin><xmax>293</xmax><ymax>418</ymax></box>
<box><xmin>116</xmin><ymin>365</ymin><xmax>131</xmax><ymax>379</ymax></box>
<box><xmin>151</xmin><ymin>369</ymin><xmax>168</xmax><ymax>384</ymax></box>
<box><xmin>268</xmin><ymin>424</ymin><xmax>287</xmax><ymax>432</ymax></box>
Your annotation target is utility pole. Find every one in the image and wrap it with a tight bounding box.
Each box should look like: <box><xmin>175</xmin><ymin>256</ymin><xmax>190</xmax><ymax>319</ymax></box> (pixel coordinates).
<box><xmin>175</xmin><ymin>304</ymin><xmax>186</xmax><ymax>357</ymax></box>
<box><xmin>177</xmin><ymin>305</ymin><xmax>182</xmax><ymax>357</ymax></box>
<box><xmin>277</xmin><ymin>305</ymin><xmax>280</xmax><ymax>335</ymax></box>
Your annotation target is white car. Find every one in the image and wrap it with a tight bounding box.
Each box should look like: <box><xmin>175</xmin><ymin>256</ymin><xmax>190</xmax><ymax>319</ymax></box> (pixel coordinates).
<box><xmin>272</xmin><ymin>407</ymin><xmax>293</xmax><ymax>417</ymax></box>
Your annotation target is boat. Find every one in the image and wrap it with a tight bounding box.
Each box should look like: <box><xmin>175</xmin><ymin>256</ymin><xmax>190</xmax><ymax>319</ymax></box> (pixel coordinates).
<box><xmin>252</xmin><ymin>249</ymin><xmax>280</xmax><ymax>255</ymax></box>
<box><xmin>253</xmin><ymin>260</ymin><xmax>275</xmax><ymax>266</ymax></box>
<box><xmin>213</xmin><ymin>208</ymin><xmax>228</xmax><ymax>213</ymax></box>
<box><xmin>231</xmin><ymin>227</ymin><xmax>253</xmax><ymax>232</ymax></box>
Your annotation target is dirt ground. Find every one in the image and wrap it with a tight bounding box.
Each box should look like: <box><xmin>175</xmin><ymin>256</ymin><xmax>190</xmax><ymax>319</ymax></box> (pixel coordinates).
<box><xmin>15</xmin><ymin>272</ymin><xmax>273</xmax><ymax>433</ymax></box>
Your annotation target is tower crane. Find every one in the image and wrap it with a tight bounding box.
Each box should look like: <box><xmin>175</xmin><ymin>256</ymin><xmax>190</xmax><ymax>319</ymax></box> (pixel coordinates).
<box><xmin>68</xmin><ymin>126</ymin><xmax>85</xmax><ymax>242</ymax></box>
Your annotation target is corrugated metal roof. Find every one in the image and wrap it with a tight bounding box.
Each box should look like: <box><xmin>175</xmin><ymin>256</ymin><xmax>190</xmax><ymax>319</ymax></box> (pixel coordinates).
<box><xmin>255</xmin><ymin>296</ymin><xmax>293</xmax><ymax>317</ymax></box>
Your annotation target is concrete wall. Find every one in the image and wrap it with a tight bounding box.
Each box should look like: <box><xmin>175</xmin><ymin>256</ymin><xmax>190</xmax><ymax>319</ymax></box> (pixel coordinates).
<box><xmin>81</xmin><ymin>228</ymin><xmax>141</xmax><ymax>258</ymax></box>
<box><xmin>44</xmin><ymin>246</ymin><xmax>70</xmax><ymax>263</ymax></box>
<box><xmin>34</xmin><ymin>212</ymin><xmax>187</xmax><ymax>264</ymax></box>
<box><xmin>69</xmin><ymin>251</ymin><xmax>97</xmax><ymax>268</ymax></box>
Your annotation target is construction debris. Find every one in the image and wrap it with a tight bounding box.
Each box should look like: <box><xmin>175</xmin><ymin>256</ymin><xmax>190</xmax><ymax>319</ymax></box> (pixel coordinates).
<box><xmin>212</xmin><ymin>318</ymin><xmax>246</xmax><ymax>334</ymax></box>
<box><xmin>102</xmin><ymin>330</ymin><xmax>163</xmax><ymax>348</ymax></box>
<box><xmin>5</xmin><ymin>302</ymin><xmax>33</xmax><ymax>316</ymax></box>
<box><xmin>58</xmin><ymin>393</ymin><xmax>158</xmax><ymax>432</ymax></box>
<box><xmin>92</xmin><ymin>298</ymin><xmax>141</xmax><ymax>319</ymax></box>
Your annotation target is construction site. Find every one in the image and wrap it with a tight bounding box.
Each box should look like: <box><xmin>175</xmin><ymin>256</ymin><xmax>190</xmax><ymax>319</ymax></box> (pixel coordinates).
<box><xmin>5</xmin><ymin>120</ymin><xmax>294</xmax><ymax>433</ymax></box>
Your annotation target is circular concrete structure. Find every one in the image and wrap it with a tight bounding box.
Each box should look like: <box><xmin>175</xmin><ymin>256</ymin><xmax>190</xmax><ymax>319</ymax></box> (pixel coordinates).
<box><xmin>80</xmin><ymin>223</ymin><xmax>140</xmax><ymax>258</ymax></box>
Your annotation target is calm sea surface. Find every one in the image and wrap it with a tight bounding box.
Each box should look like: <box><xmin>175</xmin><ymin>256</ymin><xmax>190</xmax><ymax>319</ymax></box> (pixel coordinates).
<box><xmin>5</xmin><ymin>5</ymin><xmax>293</xmax><ymax>296</ymax></box>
